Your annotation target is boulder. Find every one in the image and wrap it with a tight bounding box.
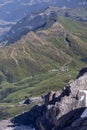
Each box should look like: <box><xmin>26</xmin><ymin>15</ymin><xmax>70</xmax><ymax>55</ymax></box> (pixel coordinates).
<box><xmin>23</xmin><ymin>98</ymin><xmax>31</xmax><ymax>105</ymax></box>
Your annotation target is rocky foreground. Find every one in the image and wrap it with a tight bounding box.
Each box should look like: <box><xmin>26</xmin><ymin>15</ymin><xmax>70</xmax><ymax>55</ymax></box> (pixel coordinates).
<box><xmin>4</xmin><ymin>67</ymin><xmax>87</xmax><ymax>130</ymax></box>
<box><xmin>0</xmin><ymin>119</ymin><xmax>35</xmax><ymax>130</ymax></box>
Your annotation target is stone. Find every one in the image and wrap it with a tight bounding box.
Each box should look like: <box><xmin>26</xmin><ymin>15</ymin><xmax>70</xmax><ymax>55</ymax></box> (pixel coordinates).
<box><xmin>23</xmin><ymin>98</ymin><xmax>31</xmax><ymax>105</ymax></box>
<box><xmin>77</xmin><ymin>67</ymin><xmax>87</xmax><ymax>79</ymax></box>
<box><xmin>11</xmin><ymin>69</ymin><xmax>87</xmax><ymax>130</ymax></box>
<box><xmin>44</xmin><ymin>91</ymin><xmax>60</xmax><ymax>105</ymax></box>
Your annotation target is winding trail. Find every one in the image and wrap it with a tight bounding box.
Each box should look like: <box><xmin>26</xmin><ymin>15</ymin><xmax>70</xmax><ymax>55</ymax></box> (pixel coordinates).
<box><xmin>11</xmin><ymin>49</ymin><xmax>18</xmax><ymax>65</ymax></box>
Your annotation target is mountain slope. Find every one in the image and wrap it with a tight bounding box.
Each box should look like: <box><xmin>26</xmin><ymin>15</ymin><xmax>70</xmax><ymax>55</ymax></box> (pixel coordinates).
<box><xmin>1</xmin><ymin>6</ymin><xmax>87</xmax><ymax>46</ymax></box>
<box><xmin>0</xmin><ymin>0</ymin><xmax>49</xmax><ymax>36</ymax></box>
<box><xmin>0</xmin><ymin>9</ymin><xmax>57</xmax><ymax>45</ymax></box>
<box><xmin>0</xmin><ymin>0</ymin><xmax>87</xmax><ymax>36</ymax></box>
<box><xmin>0</xmin><ymin>7</ymin><xmax>87</xmax><ymax>120</ymax></box>
<box><xmin>0</xmin><ymin>0</ymin><xmax>86</xmax><ymax>21</ymax></box>
<box><xmin>0</xmin><ymin>18</ymin><xmax>87</xmax><ymax>104</ymax></box>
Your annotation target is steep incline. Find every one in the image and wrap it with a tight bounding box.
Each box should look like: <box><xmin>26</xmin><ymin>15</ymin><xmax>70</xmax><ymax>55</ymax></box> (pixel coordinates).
<box><xmin>11</xmin><ymin>68</ymin><xmax>87</xmax><ymax>130</ymax></box>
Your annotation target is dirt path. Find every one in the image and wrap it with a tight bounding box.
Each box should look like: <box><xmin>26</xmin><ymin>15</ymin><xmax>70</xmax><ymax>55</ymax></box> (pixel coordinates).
<box><xmin>11</xmin><ymin>49</ymin><xmax>18</xmax><ymax>65</ymax></box>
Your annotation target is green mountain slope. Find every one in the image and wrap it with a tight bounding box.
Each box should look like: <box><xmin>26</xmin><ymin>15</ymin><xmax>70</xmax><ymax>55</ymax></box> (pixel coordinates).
<box><xmin>0</xmin><ymin>17</ymin><xmax>87</xmax><ymax>120</ymax></box>
<box><xmin>0</xmin><ymin>19</ymin><xmax>87</xmax><ymax>100</ymax></box>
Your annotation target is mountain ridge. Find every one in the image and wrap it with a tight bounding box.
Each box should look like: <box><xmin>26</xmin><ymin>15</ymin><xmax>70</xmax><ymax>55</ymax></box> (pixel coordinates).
<box><xmin>1</xmin><ymin>6</ymin><xmax>87</xmax><ymax>46</ymax></box>
<box><xmin>0</xmin><ymin>18</ymin><xmax>87</xmax><ymax>104</ymax></box>
<box><xmin>0</xmin><ymin>0</ymin><xmax>87</xmax><ymax>36</ymax></box>
<box><xmin>0</xmin><ymin>9</ymin><xmax>57</xmax><ymax>45</ymax></box>
<box><xmin>0</xmin><ymin>3</ymin><xmax>87</xmax><ymax>122</ymax></box>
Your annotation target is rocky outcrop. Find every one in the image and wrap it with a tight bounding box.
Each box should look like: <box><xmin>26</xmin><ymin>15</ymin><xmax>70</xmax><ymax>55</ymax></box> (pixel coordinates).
<box><xmin>11</xmin><ymin>68</ymin><xmax>87</xmax><ymax>130</ymax></box>
<box><xmin>0</xmin><ymin>119</ymin><xmax>35</xmax><ymax>130</ymax></box>
<box><xmin>77</xmin><ymin>67</ymin><xmax>87</xmax><ymax>79</ymax></box>
<box><xmin>70</xmin><ymin>67</ymin><xmax>87</xmax><ymax>98</ymax></box>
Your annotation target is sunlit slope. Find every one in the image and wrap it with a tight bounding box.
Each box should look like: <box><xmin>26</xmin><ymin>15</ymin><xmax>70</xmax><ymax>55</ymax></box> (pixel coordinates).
<box><xmin>0</xmin><ymin>18</ymin><xmax>87</xmax><ymax>103</ymax></box>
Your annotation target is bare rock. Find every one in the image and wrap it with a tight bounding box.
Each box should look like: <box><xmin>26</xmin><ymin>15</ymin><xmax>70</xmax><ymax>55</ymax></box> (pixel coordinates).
<box><xmin>77</xmin><ymin>67</ymin><xmax>87</xmax><ymax>79</ymax></box>
<box><xmin>44</xmin><ymin>91</ymin><xmax>60</xmax><ymax>105</ymax></box>
<box><xmin>11</xmin><ymin>68</ymin><xmax>87</xmax><ymax>130</ymax></box>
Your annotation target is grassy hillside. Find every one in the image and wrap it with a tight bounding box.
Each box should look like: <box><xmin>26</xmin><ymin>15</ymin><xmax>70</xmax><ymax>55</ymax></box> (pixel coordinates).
<box><xmin>0</xmin><ymin>17</ymin><xmax>87</xmax><ymax>120</ymax></box>
<box><xmin>68</xmin><ymin>7</ymin><xmax>87</xmax><ymax>22</ymax></box>
<box><xmin>58</xmin><ymin>16</ymin><xmax>87</xmax><ymax>42</ymax></box>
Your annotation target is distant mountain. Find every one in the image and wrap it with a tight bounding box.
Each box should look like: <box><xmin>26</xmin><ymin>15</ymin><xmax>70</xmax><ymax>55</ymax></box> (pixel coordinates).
<box><xmin>0</xmin><ymin>8</ymin><xmax>57</xmax><ymax>45</ymax></box>
<box><xmin>0</xmin><ymin>0</ymin><xmax>87</xmax><ymax>22</ymax></box>
<box><xmin>0</xmin><ymin>0</ymin><xmax>87</xmax><ymax>36</ymax></box>
<box><xmin>1</xmin><ymin>6</ymin><xmax>87</xmax><ymax>46</ymax></box>
<box><xmin>0</xmin><ymin>0</ymin><xmax>49</xmax><ymax>36</ymax></box>
<box><xmin>65</xmin><ymin>7</ymin><xmax>87</xmax><ymax>22</ymax></box>
<box><xmin>54</xmin><ymin>0</ymin><xmax>87</xmax><ymax>8</ymax></box>
<box><xmin>0</xmin><ymin>0</ymin><xmax>50</xmax><ymax>22</ymax></box>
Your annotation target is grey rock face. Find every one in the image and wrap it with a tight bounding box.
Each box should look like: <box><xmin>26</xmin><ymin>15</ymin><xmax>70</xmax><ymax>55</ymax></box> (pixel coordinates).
<box><xmin>70</xmin><ymin>69</ymin><xmax>87</xmax><ymax>98</ymax></box>
<box><xmin>77</xmin><ymin>67</ymin><xmax>87</xmax><ymax>79</ymax></box>
<box><xmin>11</xmin><ymin>68</ymin><xmax>87</xmax><ymax>130</ymax></box>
